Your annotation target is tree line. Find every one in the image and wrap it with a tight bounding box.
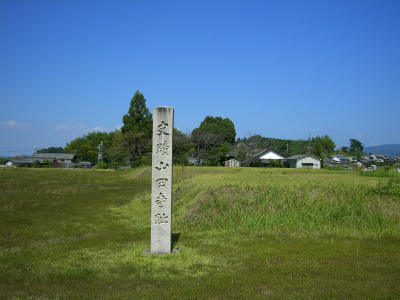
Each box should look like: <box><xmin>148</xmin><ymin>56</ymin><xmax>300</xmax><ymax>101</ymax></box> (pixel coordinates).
<box><xmin>37</xmin><ymin>91</ymin><xmax>364</xmax><ymax>168</ymax></box>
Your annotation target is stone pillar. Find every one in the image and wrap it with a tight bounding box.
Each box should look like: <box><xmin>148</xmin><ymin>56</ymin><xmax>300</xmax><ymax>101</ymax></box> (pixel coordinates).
<box><xmin>151</xmin><ymin>106</ymin><xmax>173</xmax><ymax>254</ymax></box>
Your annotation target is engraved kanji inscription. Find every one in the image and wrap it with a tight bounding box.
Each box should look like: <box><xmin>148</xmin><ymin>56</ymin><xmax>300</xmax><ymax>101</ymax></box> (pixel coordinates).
<box><xmin>154</xmin><ymin>213</ymin><xmax>169</xmax><ymax>224</ymax></box>
<box><xmin>156</xmin><ymin>141</ymin><xmax>169</xmax><ymax>155</ymax></box>
<box><xmin>155</xmin><ymin>192</ymin><xmax>167</xmax><ymax>207</ymax></box>
<box><xmin>155</xmin><ymin>161</ymin><xmax>169</xmax><ymax>171</ymax></box>
<box><xmin>157</xmin><ymin>120</ymin><xmax>170</xmax><ymax>136</ymax></box>
<box><xmin>156</xmin><ymin>178</ymin><xmax>168</xmax><ymax>187</ymax></box>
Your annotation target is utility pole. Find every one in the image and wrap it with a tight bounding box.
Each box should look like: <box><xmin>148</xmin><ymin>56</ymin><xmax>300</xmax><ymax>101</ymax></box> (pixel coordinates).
<box><xmin>307</xmin><ymin>134</ymin><xmax>312</xmax><ymax>155</ymax></box>
<box><xmin>97</xmin><ymin>141</ymin><xmax>103</xmax><ymax>163</ymax></box>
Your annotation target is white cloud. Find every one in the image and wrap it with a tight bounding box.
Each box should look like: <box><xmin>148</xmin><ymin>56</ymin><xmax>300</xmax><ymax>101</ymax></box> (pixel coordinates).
<box><xmin>52</xmin><ymin>124</ymin><xmax>86</xmax><ymax>131</ymax></box>
<box><xmin>88</xmin><ymin>125</ymin><xmax>122</xmax><ymax>133</ymax></box>
<box><xmin>1</xmin><ymin>120</ymin><xmax>30</xmax><ymax>128</ymax></box>
<box><xmin>356</xmin><ymin>133</ymin><xmax>364</xmax><ymax>139</ymax></box>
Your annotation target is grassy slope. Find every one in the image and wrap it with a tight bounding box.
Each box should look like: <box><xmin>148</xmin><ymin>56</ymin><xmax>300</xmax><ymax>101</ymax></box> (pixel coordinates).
<box><xmin>0</xmin><ymin>167</ymin><xmax>399</xmax><ymax>299</ymax></box>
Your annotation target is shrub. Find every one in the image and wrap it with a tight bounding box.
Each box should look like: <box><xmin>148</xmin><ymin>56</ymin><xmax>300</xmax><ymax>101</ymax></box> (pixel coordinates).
<box><xmin>42</xmin><ymin>160</ymin><xmax>53</xmax><ymax>168</ymax></box>
<box><xmin>31</xmin><ymin>160</ymin><xmax>41</xmax><ymax>168</ymax></box>
<box><xmin>96</xmin><ymin>162</ymin><xmax>108</xmax><ymax>169</ymax></box>
<box><xmin>108</xmin><ymin>162</ymin><xmax>122</xmax><ymax>169</ymax></box>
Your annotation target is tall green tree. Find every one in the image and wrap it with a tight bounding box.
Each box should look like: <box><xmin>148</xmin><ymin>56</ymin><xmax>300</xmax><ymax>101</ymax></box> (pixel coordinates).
<box><xmin>191</xmin><ymin>116</ymin><xmax>236</xmax><ymax>165</ymax></box>
<box><xmin>312</xmin><ymin>140</ymin><xmax>323</xmax><ymax>158</ymax></box>
<box><xmin>350</xmin><ymin>139</ymin><xmax>364</xmax><ymax>159</ymax></box>
<box><xmin>120</xmin><ymin>91</ymin><xmax>153</xmax><ymax>167</ymax></box>
<box><xmin>121</xmin><ymin>91</ymin><xmax>152</xmax><ymax>135</ymax></box>
<box><xmin>192</xmin><ymin>116</ymin><xmax>236</xmax><ymax>144</ymax></box>
<box><xmin>311</xmin><ymin>135</ymin><xmax>336</xmax><ymax>157</ymax></box>
<box><xmin>320</xmin><ymin>135</ymin><xmax>336</xmax><ymax>154</ymax></box>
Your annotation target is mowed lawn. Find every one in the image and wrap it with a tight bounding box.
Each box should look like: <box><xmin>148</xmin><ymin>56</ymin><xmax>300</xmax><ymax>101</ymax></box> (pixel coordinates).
<box><xmin>1</xmin><ymin>167</ymin><xmax>399</xmax><ymax>299</ymax></box>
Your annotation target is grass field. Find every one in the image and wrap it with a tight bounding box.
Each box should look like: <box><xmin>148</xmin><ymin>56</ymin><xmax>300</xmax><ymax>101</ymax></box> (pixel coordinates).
<box><xmin>1</xmin><ymin>167</ymin><xmax>399</xmax><ymax>299</ymax></box>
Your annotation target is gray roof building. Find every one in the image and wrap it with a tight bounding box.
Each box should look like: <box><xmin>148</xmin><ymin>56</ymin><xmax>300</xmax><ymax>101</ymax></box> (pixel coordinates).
<box><xmin>283</xmin><ymin>154</ymin><xmax>321</xmax><ymax>169</ymax></box>
<box><xmin>32</xmin><ymin>153</ymin><xmax>77</xmax><ymax>162</ymax></box>
<box><xmin>7</xmin><ymin>157</ymin><xmax>56</xmax><ymax>167</ymax></box>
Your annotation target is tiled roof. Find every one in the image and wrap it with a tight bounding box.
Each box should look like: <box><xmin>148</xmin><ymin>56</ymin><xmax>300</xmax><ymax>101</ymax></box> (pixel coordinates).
<box><xmin>32</xmin><ymin>153</ymin><xmax>76</xmax><ymax>159</ymax></box>
<box><xmin>20</xmin><ymin>157</ymin><xmax>56</xmax><ymax>163</ymax></box>
<box><xmin>284</xmin><ymin>154</ymin><xmax>320</xmax><ymax>161</ymax></box>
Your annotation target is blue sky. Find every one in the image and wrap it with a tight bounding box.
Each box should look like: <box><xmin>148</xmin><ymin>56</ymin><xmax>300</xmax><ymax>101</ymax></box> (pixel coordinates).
<box><xmin>1</xmin><ymin>0</ymin><xmax>399</xmax><ymax>156</ymax></box>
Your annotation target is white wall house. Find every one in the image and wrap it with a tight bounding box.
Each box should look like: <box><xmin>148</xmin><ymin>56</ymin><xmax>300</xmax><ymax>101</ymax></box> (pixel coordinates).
<box><xmin>251</xmin><ymin>148</ymin><xmax>286</xmax><ymax>165</ymax></box>
<box><xmin>283</xmin><ymin>154</ymin><xmax>321</xmax><ymax>169</ymax></box>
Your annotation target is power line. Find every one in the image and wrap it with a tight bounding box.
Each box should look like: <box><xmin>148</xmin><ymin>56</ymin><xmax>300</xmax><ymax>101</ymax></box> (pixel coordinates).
<box><xmin>0</xmin><ymin>150</ymin><xmax>35</xmax><ymax>152</ymax></box>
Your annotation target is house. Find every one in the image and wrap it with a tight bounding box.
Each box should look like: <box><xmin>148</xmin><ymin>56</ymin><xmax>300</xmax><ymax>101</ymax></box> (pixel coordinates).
<box><xmin>5</xmin><ymin>157</ymin><xmax>23</xmax><ymax>167</ymax></box>
<box><xmin>250</xmin><ymin>147</ymin><xmax>286</xmax><ymax>166</ymax></box>
<box><xmin>224</xmin><ymin>159</ymin><xmax>241</xmax><ymax>167</ymax></box>
<box><xmin>329</xmin><ymin>154</ymin><xmax>352</xmax><ymax>164</ymax></box>
<box><xmin>283</xmin><ymin>154</ymin><xmax>321</xmax><ymax>169</ymax></box>
<box><xmin>5</xmin><ymin>153</ymin><xmax>77</xmax><ymax>168</ymax></box>
<box><xmin>32</xmin><ymin>153</ymin><xmax>77</xmax><ymax>166</ymax></box>
<box><xmin>6</xmin><ymin>157</ymin><xmax>56</xmax><ymax>168</ymax></box>
<box><xmin>360</xmin><ymin>155</ymin><xmax>373</xmax><ymax>165</ymax></box>
<box><xmin>387</xmin><ymin>156</ymin><xmax>400</xmax><ymax>164</ymax></box>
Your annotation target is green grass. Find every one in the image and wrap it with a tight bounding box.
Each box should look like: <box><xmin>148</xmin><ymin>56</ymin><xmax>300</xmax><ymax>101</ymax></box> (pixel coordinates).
<box><xmin>359</xmin><ymin>169</ymin><xmax>400</xmax><ymax>197</ymax></box>
<box><xmin>1</xmin><ymin>167</ymin><xmax>399</xmax><ymax>299</ymax></box>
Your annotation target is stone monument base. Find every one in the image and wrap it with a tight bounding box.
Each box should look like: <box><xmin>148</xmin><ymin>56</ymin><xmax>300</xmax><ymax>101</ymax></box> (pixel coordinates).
<box><xmin>143</xmin><ymin>248</ymin><xmax>180</xmax><ymax>255</ymax></box>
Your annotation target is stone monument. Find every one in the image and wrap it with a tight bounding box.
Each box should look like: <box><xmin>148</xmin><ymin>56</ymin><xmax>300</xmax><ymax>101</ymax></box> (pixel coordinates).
<box><xmin>151</xmin><ymin>106</ymin><xmax>174</xmax><ymax>254</ymax></box>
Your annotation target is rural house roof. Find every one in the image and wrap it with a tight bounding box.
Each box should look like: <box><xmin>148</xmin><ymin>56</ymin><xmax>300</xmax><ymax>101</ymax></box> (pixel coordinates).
<box><xmin>252</xmin><ymin>147</ymin><xmax>286</xmax><ymax>160</ymax></box>
<box><xmin>330</xmin><ymin>154</ymin><xmax>351</xmax><ymax>159</ymax></box>
<box><xmin>283</xmin><ymin>154</ymin><xmax>320</xmax><ymax>162</ymax></box>
<box><xmin>13</xmin><ymin>157</ymin><xmax>57</xmax><ymax>165</ymax></box>
<box><xmin>7</xmin><ymin>157</ymin><xmax>24</xmax><ymax>163</ymax></box>
<box><xmin>329</xmin><ymin>154</ymin><xmax>352</xmax><ymax>163</ymax></box>
<box><xmin>32</xmin><ymin>153</ymin><xmax>77</xmax><ymax>160</ymax></box>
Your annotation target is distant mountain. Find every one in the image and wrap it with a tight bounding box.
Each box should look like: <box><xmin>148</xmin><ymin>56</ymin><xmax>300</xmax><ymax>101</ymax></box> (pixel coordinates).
<box><xmin>363</xmin><ymin>144</ymin><xmax>400</xmax><ymax>156</ymax></box>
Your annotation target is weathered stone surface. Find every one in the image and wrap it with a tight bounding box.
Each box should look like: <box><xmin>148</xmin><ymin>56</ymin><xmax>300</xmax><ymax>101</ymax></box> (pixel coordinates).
<box><xmin>151</xmin><ymin>106</ymin><xmax>174</xmax><ymax>254</ymax></box>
